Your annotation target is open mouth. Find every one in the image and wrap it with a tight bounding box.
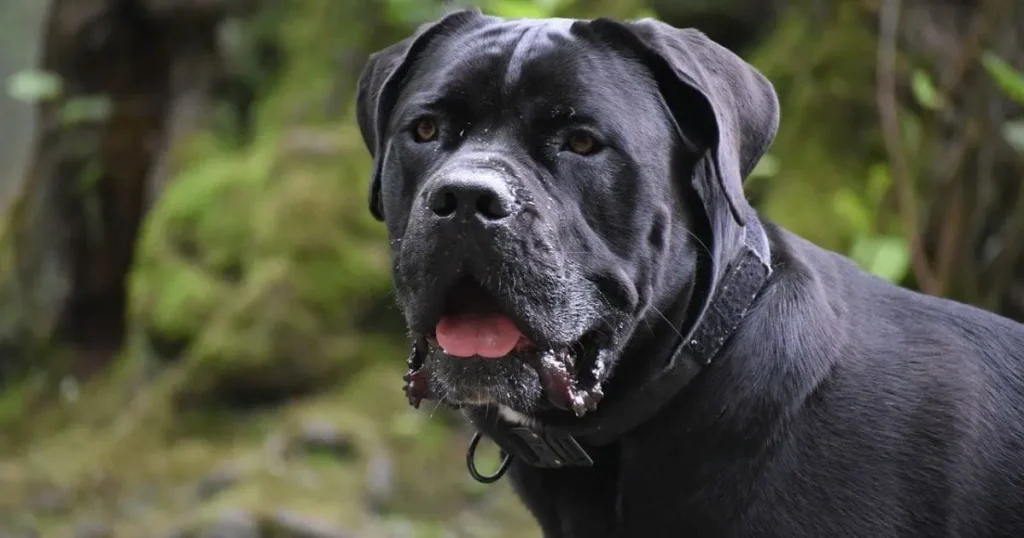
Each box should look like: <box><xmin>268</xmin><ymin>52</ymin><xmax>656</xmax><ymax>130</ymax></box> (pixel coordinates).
<box><xmin>403</xmin><ymin>277</ymin><xmax>606</xmax><ymax>417</ymax></box>
<box><xmin>433</xmin><ymin>277</ymin><xmax>534</xmax><ymax>359</ymax></box>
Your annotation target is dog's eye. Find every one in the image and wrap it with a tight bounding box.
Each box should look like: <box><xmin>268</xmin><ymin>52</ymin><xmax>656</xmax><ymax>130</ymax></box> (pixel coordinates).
<box><xmin>566</xmin><ymin>131</ymin><xmax>599</xmax><ymax>156</ymax></box>
<box><xmin>412</xmin><ymin>118</ymin><xmax>439</xmax><ymax>143</ymax></box>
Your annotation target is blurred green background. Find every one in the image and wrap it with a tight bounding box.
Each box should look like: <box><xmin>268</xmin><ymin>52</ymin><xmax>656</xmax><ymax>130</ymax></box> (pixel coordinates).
<box><xmin>0</xmin><ymin>0</ymin><xmax>1022</xmax><ymax>536</ymax></box>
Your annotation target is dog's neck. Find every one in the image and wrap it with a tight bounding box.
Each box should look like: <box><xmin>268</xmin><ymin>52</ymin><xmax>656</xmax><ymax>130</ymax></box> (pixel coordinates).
<box><xmin>466</xmin><ymin>215</ymin><xmax>773</xmax><ymax>476</ymax></box>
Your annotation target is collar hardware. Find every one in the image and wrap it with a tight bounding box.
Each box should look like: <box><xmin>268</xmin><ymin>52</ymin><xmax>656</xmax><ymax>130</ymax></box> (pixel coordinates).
<box><xmin>506</xmin><ymin>426</ymin><xmax>594</xmax><ymax>469</ymax></box>
<box><xmin>466</xmin><ymin>431</ymin><xmax>513</xmax><ymax>483</ymax></box>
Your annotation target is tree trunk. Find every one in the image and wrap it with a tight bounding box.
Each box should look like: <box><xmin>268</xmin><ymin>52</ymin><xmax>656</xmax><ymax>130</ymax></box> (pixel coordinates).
<box><xmin>895</xmin><ymin>0</ymin><xmax>1024</xmax><ymax>318</ymax></box>
<box><xmin>0</xmin><ymin>0</ymin><xmax>235</xmax><ymax>378</ymax></box>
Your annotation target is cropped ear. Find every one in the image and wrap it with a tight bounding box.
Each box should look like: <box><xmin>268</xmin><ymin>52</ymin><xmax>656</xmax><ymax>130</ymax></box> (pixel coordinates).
<box><xmin>584</xmin><ymin>18</ymin><xmax>780</xmax><ymax>226</ymax></box>
<box><xmin>356</xmin><ymin>9</ymin><xmax>482</xmax><ymax>221</ymax></box>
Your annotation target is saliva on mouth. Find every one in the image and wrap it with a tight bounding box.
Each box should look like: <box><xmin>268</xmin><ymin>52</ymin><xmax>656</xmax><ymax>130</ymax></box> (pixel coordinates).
<box><xmin>403</xmin><ymin>338</ymin><xmax>602</xmax><ymax>418</ymax></box>
<box><xmin>402</xmin><ymin>323</ymin><xmax>606</xmax><ymax>418</ymax></box>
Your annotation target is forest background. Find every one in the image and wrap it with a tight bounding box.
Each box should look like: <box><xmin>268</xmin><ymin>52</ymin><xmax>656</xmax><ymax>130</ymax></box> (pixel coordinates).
<box><xmin>0</xmin><ymin>0</ymin><xmax>1022</xmax><ymax>536</ymax></box>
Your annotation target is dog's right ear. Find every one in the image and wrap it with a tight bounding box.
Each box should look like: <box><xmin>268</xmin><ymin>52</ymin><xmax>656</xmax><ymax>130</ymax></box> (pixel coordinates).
<box><xmin>581</xmin><ymin>18</ymin><xmax>780</xmax><ymax>228</ymax></box>
<box><xmin>356</xmin><ymin>9</ymin><xmax>482</xmax><ymax>221</ymax></box>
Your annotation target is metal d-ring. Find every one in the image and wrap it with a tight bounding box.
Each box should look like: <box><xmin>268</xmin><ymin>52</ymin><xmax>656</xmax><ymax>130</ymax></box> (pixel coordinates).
<box><xmin>466</xmin><ymin>431</ymin><xmax>513</xmax><ymax>484</ymax></box>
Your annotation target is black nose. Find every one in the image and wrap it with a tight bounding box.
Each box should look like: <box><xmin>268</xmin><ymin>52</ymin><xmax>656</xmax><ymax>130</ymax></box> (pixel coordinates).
<box><xmin>426</xmin><ymin>172</ymin><xmax>516</xmax><ymax>221</ymax></box>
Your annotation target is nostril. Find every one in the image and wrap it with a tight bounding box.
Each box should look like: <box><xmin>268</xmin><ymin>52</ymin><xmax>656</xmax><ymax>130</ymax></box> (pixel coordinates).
<box><xmin>430</xmin><ymin>190</ymin><xmax>458</xmax><ymax>217</ymax></box>
<box><xmin>477</xmin><ymin>192</ymin><xmax>511</xmax><ymax>220</ymax></box>
<box><xmin>426</xmin><ymin>173</ymin><xmax>517</xmax><ymax>221</ymax></box>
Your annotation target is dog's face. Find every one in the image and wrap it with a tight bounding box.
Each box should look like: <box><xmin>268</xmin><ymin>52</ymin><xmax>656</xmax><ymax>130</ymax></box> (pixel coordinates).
<box><xmin>358</xmin><ymin>12</ymin><xmax>780</xmax><ymax>419</ymax></box>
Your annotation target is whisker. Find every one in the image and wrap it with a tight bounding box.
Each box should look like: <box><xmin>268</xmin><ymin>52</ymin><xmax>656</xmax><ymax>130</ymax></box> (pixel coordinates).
<box><xmin>648</xmin><ymin>304</ymin><xmax>685</xmax><ymax>341</ymax></box>
<box><xmin>682</xmin><ymin>228</ymin><xmax>713</xmax><ymax>261</ymax></box>
<box><xmin>429</xmin><ymin>399</ymin><xmax>443</xmax><ymax>418</ymax></box>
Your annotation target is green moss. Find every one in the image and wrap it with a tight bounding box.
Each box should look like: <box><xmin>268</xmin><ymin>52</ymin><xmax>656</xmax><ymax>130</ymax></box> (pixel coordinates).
<box><xmin>128</xmin><ymin>127</ymin><xmax>393</xmax><ymax>401</ymax></box>
<box><xmin>127</xmin><ymin>47</ymin><xmax>391</xmax><ymax>403</ymax></box>
<box><xmin>0</xmin><ymin>356</ymin><xmax>538</xmax><ymax>537</ymax></box>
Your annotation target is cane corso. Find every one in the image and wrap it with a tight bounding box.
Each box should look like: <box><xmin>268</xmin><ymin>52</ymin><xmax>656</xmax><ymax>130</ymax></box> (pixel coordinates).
<box><xmin>356</xmin><ymin>9</ymin><xmax>1024</xmax><ymax>537</ymax></box>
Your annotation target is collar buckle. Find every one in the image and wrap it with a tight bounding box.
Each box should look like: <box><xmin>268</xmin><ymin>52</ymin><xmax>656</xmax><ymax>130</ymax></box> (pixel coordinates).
<box><xmin>505</xmin><ymin>426</ymin><xmax>593</xmax><ymax>468</ymax></box>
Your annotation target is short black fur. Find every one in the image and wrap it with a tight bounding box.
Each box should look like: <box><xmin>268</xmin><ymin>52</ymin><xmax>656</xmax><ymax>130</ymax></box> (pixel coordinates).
<box><xmin>357</xmin><ymin>10</ymin><xmax>1024</xmax><ymax>537</ymax></box>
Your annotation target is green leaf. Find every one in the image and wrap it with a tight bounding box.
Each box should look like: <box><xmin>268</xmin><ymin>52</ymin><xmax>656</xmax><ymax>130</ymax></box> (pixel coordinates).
<box><xmin>1002</xmin><ymin>120</ymin><xmax>1024</xmax><ymax>153</ymax></box>
<box><xmin>900</xmin><ymin>113</ymin><xmax>922</xmax><ymax>155</ymax></box>
<box><xmin>981</xmin><ymin>51</ymin><xmax>1024</xmax><ymax>105</ymax></box>
<box><xmin>59</xmin><ymin>95</ymin><xmax>112</xmax><ymax>125</ymax></box>
<box><xmin>864</xmin><ymin>163</ymin><xmax>892</xmax><ymax>208</ymax></box>
<box><xmin>832</xmin><ymin>188</ymin><xmax>871</xmax><ymax>234</ymax></box>
<box><xmin>5</xmin><ymin>69</ymin><xmax>62</xmax><ymax>103</ymax></box>
<box><xmin>382</xmin><ymin>0</ymin><xmax>437</xmax><ymax>27</ymax></box>
<box><xmin>849</xmin><ymin>234</ymin><xmax>911</xmax><ymax>283</ymax></box>
<box><xmin>749</xmin><ymin>153</ymin><xmax>780</xmax><ymax>179</ymax></box>
<box><xmin>490</xmin><ymin>0</ymin><xmax>557</xmax><ymax>18</ymax></box>
<box><xmin>911</xmin><ymin>69</ymin><xmax>944</xmax><ymax>110</ymax></box>
<box><xmin>76</xmin><ymin>160</ymin><xmax>105</xmax><ymax>196</ymax></box>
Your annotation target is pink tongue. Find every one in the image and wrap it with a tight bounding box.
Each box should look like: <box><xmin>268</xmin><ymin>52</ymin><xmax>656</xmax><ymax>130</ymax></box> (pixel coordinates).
<box><xmin>435</xmin><ymin>314</ymin><xmax>523</xmax><ymax>358</ymax></box>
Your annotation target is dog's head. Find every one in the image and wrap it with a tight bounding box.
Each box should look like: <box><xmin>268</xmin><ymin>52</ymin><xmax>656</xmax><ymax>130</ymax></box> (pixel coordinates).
<box><xmin>357</xmin><ymin>11</ymin><xmax>778</xmax><ymax>419</ymax></box>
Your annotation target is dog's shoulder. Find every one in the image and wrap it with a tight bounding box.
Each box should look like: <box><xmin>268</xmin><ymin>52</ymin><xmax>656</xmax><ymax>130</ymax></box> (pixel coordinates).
<box><xmin>723</xmin><ymin>219</ymin><xmax>1024</xmax><ymax>438</ymax></box>
<box><xmin>644</xmin><ymin>220</ymin><xmax>1024</xmax><ymax>534</ymax></box>
<box><xmin>761</xmin><ymin>221</ymin><xmax>1024</xmax><ymax>358</ymax></box>
<box><xmin>754</xmin><ymin>220</ymin><xmax>1024</xmax><ymax>459</ymax></box>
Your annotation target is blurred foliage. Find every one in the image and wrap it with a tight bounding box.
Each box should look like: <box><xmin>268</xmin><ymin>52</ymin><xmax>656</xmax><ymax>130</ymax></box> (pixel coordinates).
<box><xmin>983</xmin><ymin>51</ymin><xmax>1024</xmax><ymax>105</ymax></box>
<box><xmin>0</xmin><ymin>0</ymin><xmax>1021</xmax><ymax>536</ymax></box>
<box><xmin>6</xmin><ymin>69</ymin><xmax>63</xmax><ymax>103</ymax></box>
<box><xmin>6</xmin><ymin>68</ymin><xmax>113</xmax><ymax>127</ymax></box>
<box><xmin>746</xmin><ymin>3</ymin><xmax>913</xmax><ymax>283</ymax></box>
<box><xmin>982</xmin><ymin>52</ymin><xmax>1024</xmax><ymax>153</ymax></box>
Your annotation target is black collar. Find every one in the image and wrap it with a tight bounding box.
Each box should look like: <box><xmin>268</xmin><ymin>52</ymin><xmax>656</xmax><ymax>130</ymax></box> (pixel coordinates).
<box><xmin>463</xmin><ymin>219</ymin><xmax>773</xmax><ymax>483</ymax></box>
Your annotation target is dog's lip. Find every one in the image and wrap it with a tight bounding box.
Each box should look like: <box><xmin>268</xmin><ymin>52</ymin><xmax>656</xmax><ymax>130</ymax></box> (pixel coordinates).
<box><xmin>418</xmin><ymin>327</ymin><xmax>605</xmax><ymax>416</ymax></box>
<box><xmin>408</xmin><ymin>278</ymin><xmax>608</xmax><ymax>415</ymax></box>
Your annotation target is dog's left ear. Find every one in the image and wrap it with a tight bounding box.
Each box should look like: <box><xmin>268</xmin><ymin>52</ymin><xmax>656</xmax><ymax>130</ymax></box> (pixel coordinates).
<box><xmin>585</xmin><ymin>18</ymin><xmax>780</xmax><ymax>226</ymax></box>
<box><xmin>356</xmin><ymin>9</ymin><xmax>482</xmax><ymax>221</ymax></box>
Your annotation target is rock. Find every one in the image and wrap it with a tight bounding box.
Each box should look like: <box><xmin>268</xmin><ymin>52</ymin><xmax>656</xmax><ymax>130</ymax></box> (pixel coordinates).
<box><xmin>364</xmin><ymin>452</ymin><xmax>394</xmax><ymax>513</ymax></box>
<box><xmin>264</xmin><ymin>432</ymin><xmax>289</xmax><ymax>476</ymax></box>
<box><xmin>198</xmin><ymin>510</ymin><xmax>260</xmax><ymax>538</ymax></box>
<box><xmin>378</xmin><ymin>519</ymin><xmax>417</xmax><ymax>538</ymax></box>
<box><xmin>0</xmin><ymin>527</ymin><xmax>39</xmax><ymax>538</ymax></box>
<box><xmin>297</xmin><ymin>420</ymin><xmax>356</xmax><ymax>459</ymax></box>
<box><xmin>117</xmin><ymin>486</ymin><xmax>159</xmax><ymax>518</ymax></box>
<box><xmin>196</xmin><ymin>465</ymin><xmax>242</xmax><ymax>500</ymax></box>
<box><xmin>72</xmin><ymin>521</ymin><xmax>113</xmax><ymax>538</ymax></box>
<box><xmin>129</xmin><ymin>126</ymin><xmax>394</xmax><ymax>410</ymax></box>
<box><xmin>28</xmin><ymin>486</ymin><xmax>69</xmax><ymax>515</ymax></box>
<box><xmin>266</xmin><ymin>511</ymin><xmax>352</xmax><ymax>538</ymax></box>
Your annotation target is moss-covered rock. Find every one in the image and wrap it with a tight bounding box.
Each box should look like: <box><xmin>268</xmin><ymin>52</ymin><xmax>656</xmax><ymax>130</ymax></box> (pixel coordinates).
<box><xmin>128</xmin><ymin>91</ymin><xmax>393</xmax><ymax>407</ymax></box>
<box><xmin>125</xmin><ymin>127</ymin><xmax>385</xmax><ymax>401</ymax></box>
<box><xmin>130</xmin><ymin>130</ymin><xmax>393</xmax><ymax>404</ymax></box>
<box><xmin>120</xmin><ymin>0</ymin><xmax>410</xmax><ymax>406</ymax></box>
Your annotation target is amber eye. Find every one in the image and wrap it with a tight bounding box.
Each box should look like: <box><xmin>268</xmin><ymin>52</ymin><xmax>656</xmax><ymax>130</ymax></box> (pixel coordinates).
<box><xmin>566</xmin><ymin>130</ymin><xmax>599</xmax><ymax>155</ymax></box>
<box><xmin>413</xmin><ymin>118</ymin><xmax>438</xmax><ymax>142</ymax></box>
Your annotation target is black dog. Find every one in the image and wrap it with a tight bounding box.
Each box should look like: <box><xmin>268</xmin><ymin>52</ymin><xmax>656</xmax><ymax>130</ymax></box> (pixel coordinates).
<box><xmin>357</xmin><ymin>9</ymin><xmax>1024</xmax><ymax>537</ymax></box>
